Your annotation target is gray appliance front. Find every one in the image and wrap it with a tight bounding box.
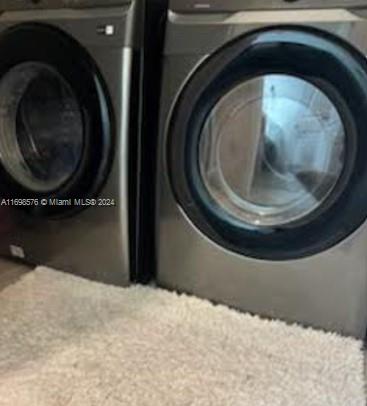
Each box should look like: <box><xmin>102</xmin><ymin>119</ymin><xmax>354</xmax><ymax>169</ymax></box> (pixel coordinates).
<box><xmin>0</xmin><ymin>6</ymin><xmax>134</xmax><ymax>285</ymax></box>
<box><xmin>157</xmin><ymin>8</ymin><xmax>367</xmax><ymax>337</ymax></box>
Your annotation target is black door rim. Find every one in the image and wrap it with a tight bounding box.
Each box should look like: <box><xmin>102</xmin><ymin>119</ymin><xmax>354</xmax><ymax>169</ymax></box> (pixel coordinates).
<box><xmin>168</xmin><ymin>26</ymin><xmax>367</xmax><ymax>260</ymax></box>
<box><xmin>0</xmin><ymin>23</ymin><xmax>114</xmax><ymax>218</ymax></box>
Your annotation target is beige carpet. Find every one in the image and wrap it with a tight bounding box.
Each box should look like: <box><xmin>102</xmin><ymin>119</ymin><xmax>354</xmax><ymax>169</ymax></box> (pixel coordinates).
<box><xmin>0</xmin><ymin>266</ymin><xmax>365</xmax><ymax>406</ymax></box>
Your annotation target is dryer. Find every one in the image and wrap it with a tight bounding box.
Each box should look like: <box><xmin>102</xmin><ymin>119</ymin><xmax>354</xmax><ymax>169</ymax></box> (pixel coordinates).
<box><xmin>0</xmin><ymin>0</ymin><xmax>143</xmax><ymax>285</ymax></box>
<box><xmin>156</xmin><ymin>0</ymin><xmax>367</xmax><ymax>337</ymax></box>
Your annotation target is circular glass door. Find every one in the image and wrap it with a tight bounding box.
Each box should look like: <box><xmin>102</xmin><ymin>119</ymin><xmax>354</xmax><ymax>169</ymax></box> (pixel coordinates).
<box><xmin>199</xmin><ymin>74</ymin><xmax>346</xmax><ymax>227</ymax></box>
<box><xmin>168</xmin><ymin>27</ymin><xmax>367</xmax><ymax>259</ymax></box>
<box><xmin>0</xmin><ymin>62</ymin><xmax>84</xmax><ymax>193</ymax></box>
<box><xmin>0</xmin><ymin>23</ymin><xmax>113</xmax><ymax>216</ymax></box>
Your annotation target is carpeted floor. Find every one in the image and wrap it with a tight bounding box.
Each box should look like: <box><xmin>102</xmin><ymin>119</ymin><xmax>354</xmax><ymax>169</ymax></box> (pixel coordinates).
<box><xmin>0</xmin><ymin>265</ymin><xmax>365</xmax><ymax>405</ymax></box>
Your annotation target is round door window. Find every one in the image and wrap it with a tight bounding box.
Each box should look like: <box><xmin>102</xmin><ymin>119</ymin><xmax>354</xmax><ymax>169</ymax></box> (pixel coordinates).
<box><xmin>199</xmin><ymin>74</ymin><xmax>346</xmax><ymax>227</ymax></box>
<box><xmin>168</xmin><ymin>27</ymin><xmax>367</xmax><ymax>259</ymax></box>
<box><xmin>0</xmin><ymin>62</ymin><xmax>83</xmax><ymax>193</ymax></box>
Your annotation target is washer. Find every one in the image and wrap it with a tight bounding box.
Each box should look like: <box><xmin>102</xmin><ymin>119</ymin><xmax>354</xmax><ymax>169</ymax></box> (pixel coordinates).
<box><xmin>0</xmin><ymin>0</ymin><xmax>143</xmax><ymax>285</ymax></box>
<box><xmin>157</xmin><ymin>0</ymin><xmax>367</xmax><ymax>338</ymax></box>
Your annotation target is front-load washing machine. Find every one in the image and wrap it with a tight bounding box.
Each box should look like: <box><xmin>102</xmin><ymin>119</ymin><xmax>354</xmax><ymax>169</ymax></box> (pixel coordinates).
<box><xmin>156</xmin><ymin>0</ymin><xmax>367</xmax><ymax>338</ymax></box>
<box><xmin>0</xmin><ymin>0</ymin><xmax>144</xmax><ymax>285</ymax></box>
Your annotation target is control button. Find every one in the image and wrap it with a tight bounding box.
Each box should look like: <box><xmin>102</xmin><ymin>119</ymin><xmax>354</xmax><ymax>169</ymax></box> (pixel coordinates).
<box><xmin>194</xmin><ymin>3</ymin><xmax>211</xmax><ymax>9</ymax></box>
<box><xmin>97</xmin><ymin>25</ymin><xmax>115</xmax><ymax>36</ymax></box>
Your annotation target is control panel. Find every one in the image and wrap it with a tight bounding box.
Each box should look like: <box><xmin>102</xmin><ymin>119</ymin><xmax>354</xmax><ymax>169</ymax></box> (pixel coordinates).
<box><xmin>169</xmin><ymin>0</ymin><xmax>367</xmax><ymax>13</ymax></box>
<box><xmin>0</xmin><ymin>0</ymin><xmax>130</xmax><ymax>10</ymax></box>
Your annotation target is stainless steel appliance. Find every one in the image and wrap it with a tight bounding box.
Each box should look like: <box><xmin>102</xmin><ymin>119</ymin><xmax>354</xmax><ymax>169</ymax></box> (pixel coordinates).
<box><xmin>157</xmin><ymin>0</ymin><xmax>367</xmax><ymax>337</ymax></box>
<box><xmin>0</xmin><ymin>0</ymin><xmax>142</xmax><ymax>285</ymax></box>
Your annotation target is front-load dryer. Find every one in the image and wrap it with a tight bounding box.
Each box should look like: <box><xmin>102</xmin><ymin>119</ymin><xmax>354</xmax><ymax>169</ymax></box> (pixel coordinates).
<box><xmin>156</xmin><ymin>0</ymin><xmax>367</xmax><ymax>338</ymax></box>
<box><xmin>0</xmin><ymin>0</ymin><xmax>143</xmax><ymax>285</ymax></box>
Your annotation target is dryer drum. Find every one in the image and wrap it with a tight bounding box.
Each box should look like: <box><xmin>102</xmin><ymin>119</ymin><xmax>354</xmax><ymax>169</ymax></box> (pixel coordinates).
<box><xmin>0</xmin><ymin>62</ymin><xmax>84</xmax><ymax>194</ymax></box>
<box><xmin>168</xmin><ymin>26</ymin><xmax>367</xmax><ymax>260</ymax></box>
